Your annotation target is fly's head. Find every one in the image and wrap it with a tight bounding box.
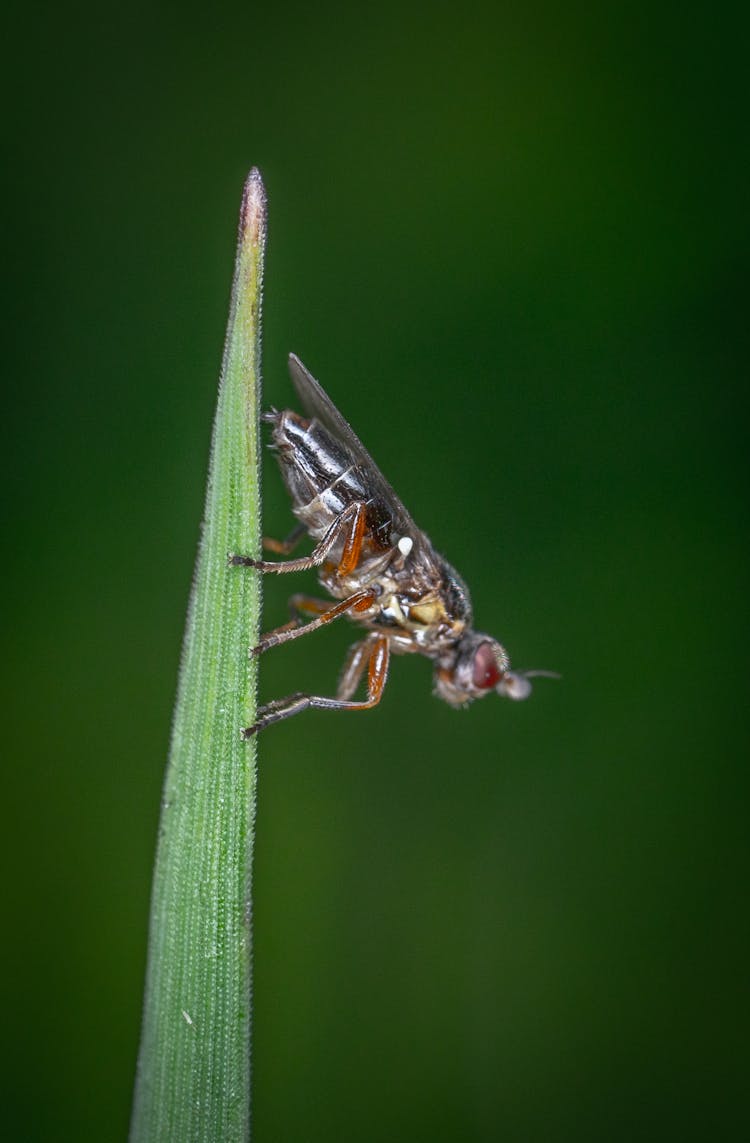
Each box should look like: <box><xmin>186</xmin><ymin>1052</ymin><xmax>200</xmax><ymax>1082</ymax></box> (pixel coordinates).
<box><xmin>434</xmin><ymin>631</ymin><xmax>536</xmax><ymax>708</ymax></box>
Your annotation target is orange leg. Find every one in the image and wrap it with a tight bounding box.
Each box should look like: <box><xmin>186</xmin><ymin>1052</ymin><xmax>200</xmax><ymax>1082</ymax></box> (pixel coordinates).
<box><xmin>242</xmin><ymin>635</ymin><xmax>390</xmax><ymax>736</ymax></box>
<box><xmin>287</xmin><ymin>593</ymin><xmax>339</xmax><ymax>620</ymax></box>
<box><xmin>337</xmin><ymin>639</ymin><xmax>372</xmax><ymax>700</ymax></box>
<box><xmin>262</xmin><ymin>522</ymin><xmax>306</xmax><ymax>555</ymax></box>
<box><xmin>229</xmin><ymin>502</ymin><xmax>367</xmax><ymax>576</ymax></box>
<box><xmin>251</xmin><ymin>588</ymin><xmax>377</xmax><ymax>656</ymax></box>
<box><xmin>248</xmin><ymin>594</ymin><xmax>332</xmax><ymax>646</ymax></box>
<box><xmin>337</xmin><ymin>502</ymin><xmax>366</xmax><ymax>576</ymax></box>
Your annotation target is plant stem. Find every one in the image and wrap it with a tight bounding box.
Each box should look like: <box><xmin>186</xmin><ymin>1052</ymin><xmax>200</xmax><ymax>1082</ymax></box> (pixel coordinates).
<box><xmin>130</xmin><ymin>169</ymin><xmax>266</xmax><ymax>1142</ymax></box>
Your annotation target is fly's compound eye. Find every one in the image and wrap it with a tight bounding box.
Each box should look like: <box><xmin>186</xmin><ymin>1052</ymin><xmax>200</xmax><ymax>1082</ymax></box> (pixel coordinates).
<box><xmin>472</xmin><ymin>642</ymin><xmax>502</xmax><ymax>690</ymax></box>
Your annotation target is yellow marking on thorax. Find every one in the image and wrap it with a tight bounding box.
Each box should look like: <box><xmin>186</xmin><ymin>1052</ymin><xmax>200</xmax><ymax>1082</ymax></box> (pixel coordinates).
<box><xmin>409</xmin><ymin>597</ymin><xmax>448</xmax><ymax>626</ymax></box>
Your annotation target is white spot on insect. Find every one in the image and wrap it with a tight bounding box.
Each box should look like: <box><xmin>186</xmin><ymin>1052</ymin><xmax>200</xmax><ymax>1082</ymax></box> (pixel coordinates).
<box><xmin>398</xmin><ymin>535</ymin><xmax>413</xmax><ymax>556</ymax></box>
<box><xmin>182</xmin><ymin>1009</ymin><xmax>194</xmax><ymax>1027</ymax></box>
<box><xmin>383</xmin><ymin>595</ymin><xmax>406</xmax><ymax>624</ymax></box>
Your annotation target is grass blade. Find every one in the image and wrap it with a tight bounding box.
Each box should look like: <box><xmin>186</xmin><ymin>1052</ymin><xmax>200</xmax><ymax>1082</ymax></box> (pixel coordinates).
<box><xmin>130</xmin><ymin>169</ymin><xmax>266</xmax><ymax>1142</ymax></box>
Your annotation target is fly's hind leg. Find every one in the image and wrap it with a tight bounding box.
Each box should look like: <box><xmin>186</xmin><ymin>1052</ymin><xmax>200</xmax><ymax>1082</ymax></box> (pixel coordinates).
<box><xmin>229</xmin><ymin>501</ymin><xmax>367</xmax><ymax>576</ymax></box>
<box><xmin>242</xmin><ymin>635</ymin><xmax>390</xmax><ymax>736</ymax></box>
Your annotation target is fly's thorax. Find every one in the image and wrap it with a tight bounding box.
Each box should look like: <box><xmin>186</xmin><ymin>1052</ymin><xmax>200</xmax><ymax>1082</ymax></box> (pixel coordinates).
<box><xmin>401</xmin><ymin>596</ymin><xmax>466</xmax><ymax>650</ymax></box>
<box><xmin>360</xmin><ymin>577</ymin><xmax>468</xmax><ymax>650</ymax></box>
<box><xmin>437</xmin><ymin>558</ymin><xmax>473</xmax><ymax>627</ymax></box>
<box><xmin>387</xmin><ymin>555</ymin><xmax>473</xmax><ymax>646</ymax></box>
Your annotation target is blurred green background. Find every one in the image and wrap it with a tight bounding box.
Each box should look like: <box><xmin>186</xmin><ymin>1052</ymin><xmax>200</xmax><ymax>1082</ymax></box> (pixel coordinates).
<box><xmin>4</xmin><ymin>1</ymin><xmax>747</xmax><ymax>1140</ymax></box>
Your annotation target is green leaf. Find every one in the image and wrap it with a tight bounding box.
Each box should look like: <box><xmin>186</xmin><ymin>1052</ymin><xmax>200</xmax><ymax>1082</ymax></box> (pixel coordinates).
<box><xmin>130</xmin><ymin>169</ymin><xmax>266</xmax><ymax>1142</ymax></box>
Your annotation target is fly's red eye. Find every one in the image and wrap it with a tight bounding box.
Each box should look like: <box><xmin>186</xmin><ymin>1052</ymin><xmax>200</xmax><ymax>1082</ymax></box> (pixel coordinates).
<box><xmin>473</xmin><ymin>643</ymin><xmax>501</xmax><ymax>689</ymax></box>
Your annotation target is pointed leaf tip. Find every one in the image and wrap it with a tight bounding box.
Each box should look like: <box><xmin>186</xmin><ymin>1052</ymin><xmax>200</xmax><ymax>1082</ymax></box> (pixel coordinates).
<box><xmin>240</xmin><ymin>168</ymin><xmax>267</xmax><ymax>245</ymax></box>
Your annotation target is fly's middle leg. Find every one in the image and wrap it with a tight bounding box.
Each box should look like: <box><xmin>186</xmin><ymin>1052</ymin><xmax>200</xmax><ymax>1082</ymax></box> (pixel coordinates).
<box><xmin>253</xmin><ymin>593</ymin><xmax>330</xmax><ymax>644</ymax></box>
<box><xmin>228</xmin><ymin>501</ymin><xmax>367</xmax><ymax>576</ymax></box>
<box><xmin>251</xmin><ymin>589</ymin><xmax>376</xmax><ymax>656</ymax></box>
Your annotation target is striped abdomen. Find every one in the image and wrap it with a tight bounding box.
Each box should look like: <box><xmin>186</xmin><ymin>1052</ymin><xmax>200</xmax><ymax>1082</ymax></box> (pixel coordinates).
<box><xmin>271</xmin><ymin>411</ymin><xmax>393</xmax><ymax>552</ymax></box>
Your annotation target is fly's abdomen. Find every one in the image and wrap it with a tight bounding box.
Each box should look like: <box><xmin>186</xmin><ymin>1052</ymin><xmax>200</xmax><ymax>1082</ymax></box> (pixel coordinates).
<box><xmin>272</xmin><ymin>412</ymin><xmax>378</xmax><ymax>542</ymax></box>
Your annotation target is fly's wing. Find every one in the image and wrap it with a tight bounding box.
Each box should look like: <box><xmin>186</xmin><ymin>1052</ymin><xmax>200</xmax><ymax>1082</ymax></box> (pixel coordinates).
<box><xmin>287</xmin><ymin>352</ymin><xmax>423</xmax><ymax>543</ymax></box>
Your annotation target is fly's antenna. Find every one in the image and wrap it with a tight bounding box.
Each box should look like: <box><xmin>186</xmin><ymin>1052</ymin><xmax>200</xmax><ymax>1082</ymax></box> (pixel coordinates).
<box><xmin>496</xmin><ymin>669</ymin><xmax>561</xmax><ymax>701</ymax></box>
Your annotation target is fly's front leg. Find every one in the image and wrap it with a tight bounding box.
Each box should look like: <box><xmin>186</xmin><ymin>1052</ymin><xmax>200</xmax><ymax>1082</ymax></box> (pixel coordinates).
<box><xmin>228</xmin><ymin>501</ymin><xmax>367</xmax><ymax>575</ymax></box>
<box><xmin>251</xmin><ymin>589</ymin><xmax>377</xmax><ymax>656</ymax></box>
<box><xmin>241</xmin><ymin>636</ymin><xmax>390</xmax><ymax>737</ymax></box>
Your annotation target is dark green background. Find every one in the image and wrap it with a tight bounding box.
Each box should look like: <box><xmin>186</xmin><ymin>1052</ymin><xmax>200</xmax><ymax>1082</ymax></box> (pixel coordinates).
<box><xmin>4</xmin><ymin>2</ymin><xmax>747</xmax><ymax>1140</ymax></box>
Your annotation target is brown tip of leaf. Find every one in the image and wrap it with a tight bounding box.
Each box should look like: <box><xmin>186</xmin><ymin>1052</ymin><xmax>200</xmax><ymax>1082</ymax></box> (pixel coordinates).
<box><xmin>240</xmin><ymin>168</ymin><xmax>267</xmax><ymax>247</ymax></box>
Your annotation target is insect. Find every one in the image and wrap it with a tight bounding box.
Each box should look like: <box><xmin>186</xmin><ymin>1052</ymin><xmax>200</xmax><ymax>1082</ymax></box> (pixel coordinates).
<box><xmin>230</xmin><ymin>354</ymin><xmax>555</xmax><ymax>735</ymax></box>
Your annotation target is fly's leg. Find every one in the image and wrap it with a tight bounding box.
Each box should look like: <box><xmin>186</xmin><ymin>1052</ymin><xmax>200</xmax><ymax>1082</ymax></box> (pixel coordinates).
<box><xmin>251</xmin><ymin>589</ymin><xmax>377</xmax><ymax>656</ymax></box>
<box><xmin>336</xmin><ymin>501</ymin><xmax>367</xmax><ymax>576</ymax></box>
<box><xmin>262</xmin><ymin>522</ymin><xmax>307</xmax><ymax>555</ymax></box>
<box><xmin>337</xmin><ymin>639</ymin><xmax>372</xmax><ymax>700</ymax></box>
<box><xmin>288</xmin><ymin>593</ymin><xmax>332</xmax><ymax>621</ymax></box>
<box><xmin>241</xmin><ymin>635</ymin><xmax>390</xmax><ymax>736</ymax></box>
<box><xmin>255</xmin><ymin>592</ymin><xmax>350</xmax><ymax>642</ymax></box>
<box><xmin>228</xmin><ymin>501</ymin><xmax>367</xmax><ymax>576</ymax></box>
<box><xmin>248</xmin><ymin>591</ymin><xmax>370</xmax><ymax>654</ymax></box>
<box><xmin>247</xmin><ymin>592</ymin><xmax>331</xmax><ymax>647</ymax></box>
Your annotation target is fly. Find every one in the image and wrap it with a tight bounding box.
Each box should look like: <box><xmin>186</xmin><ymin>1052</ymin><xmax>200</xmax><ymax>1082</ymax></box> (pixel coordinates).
<box><xmin>230</xmin><ymin>353</ymin><xmax>556</xmax><ymax>735</ymax></box>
